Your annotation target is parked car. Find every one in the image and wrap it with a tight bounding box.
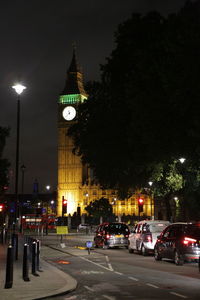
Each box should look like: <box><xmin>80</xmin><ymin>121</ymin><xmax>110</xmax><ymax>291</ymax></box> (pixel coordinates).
<box><xmin>77</xmin><ymin>223</ymin><xmax>91</xmax><ymax>232</ymax></box>
<box><xmin>128</xmin><ymin>220</ymin><xmax>170</xmax><ymax>255</ymax></box>
<box><xmin>94</xmin><ymin>222</ymin><xmax>130</xmax><ymax>249</ymax></box>
<box><xmin>154</xmin><ymin>222</ymin><xmax>200</xmax><ymax>265</ymax></box>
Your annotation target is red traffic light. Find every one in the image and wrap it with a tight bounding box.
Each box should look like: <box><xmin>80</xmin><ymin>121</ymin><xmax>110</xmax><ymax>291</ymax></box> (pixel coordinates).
<box><xmin>63</xmin><ymin>199</ymin><xmax>67</xmax><ymax>206</ymax></box>
<box><xmin>138</xmin><ymin>198</ymin><xmax>144</xmax><ymax>205</ymax></box>
<box><xmin>0</xmin><ymin>204</ymin><xmax>4</xmax><ymax>212</ymax></box>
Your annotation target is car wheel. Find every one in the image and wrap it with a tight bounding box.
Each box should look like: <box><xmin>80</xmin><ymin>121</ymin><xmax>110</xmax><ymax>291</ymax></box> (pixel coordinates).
<box><xmin>174</xmin><ymin>250</ymin><xmax>184</xmax><ymax>266</ymax></box>
<box><xmin>128</xmin><ymin>244</ymin><xmax>134</xmax><ymax>253</ymax></box>
<box><xmin>102</xmin><ymin>241</ymin><xmax>108</xmax><ymax>249</ymax></box>
<box><xmin>141</xmin><ymin>244</ymin><xmax>148</xmax><ymax>256</ymax></box>
<box><xmin>154</xmin><ymin>247</ymin><xmax>162</xmax><ymax>261</ymax></box>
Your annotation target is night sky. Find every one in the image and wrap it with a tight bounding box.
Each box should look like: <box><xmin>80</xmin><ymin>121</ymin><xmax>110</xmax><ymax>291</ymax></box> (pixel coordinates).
<box><xmin>0</xmin><ymin>0</ymin><xmax>187</xmax><ymax>194</ymax></box>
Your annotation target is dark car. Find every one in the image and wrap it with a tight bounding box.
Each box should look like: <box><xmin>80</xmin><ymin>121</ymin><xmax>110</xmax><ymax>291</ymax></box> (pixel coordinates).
<box><xmin>94</xmin><ymin>222</ymin><xmax>130</xmax><ymax>249</ymax></box>
<box><xmin>154</xmin><ymin>222</ymin><xmax>200</xmax><ymax>265</ymax></box>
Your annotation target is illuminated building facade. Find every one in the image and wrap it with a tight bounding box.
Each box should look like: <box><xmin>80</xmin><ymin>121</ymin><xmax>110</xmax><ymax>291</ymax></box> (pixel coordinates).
<box><xmin>57</xmin><ymin>49</ymin><xmax>153</xmax><ymax>218</ymax></box>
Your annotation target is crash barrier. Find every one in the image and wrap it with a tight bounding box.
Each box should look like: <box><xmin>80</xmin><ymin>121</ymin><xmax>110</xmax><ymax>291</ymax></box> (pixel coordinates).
<box><xmin>4</xmin><ymin>235</ymin><xmax>41</xmax><ymax>288</ymax></box>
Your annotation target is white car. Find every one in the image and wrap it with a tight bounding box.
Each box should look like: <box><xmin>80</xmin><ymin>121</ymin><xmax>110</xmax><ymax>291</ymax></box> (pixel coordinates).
<box><xmin>128</xmin><ymin>220</ymin><xmax>170</xmax><ymax>255</ymax></box>
<box><xmin>77</xmin><ymin>224</ymin><xmax>91</xmax><ymax>232</ymax></box>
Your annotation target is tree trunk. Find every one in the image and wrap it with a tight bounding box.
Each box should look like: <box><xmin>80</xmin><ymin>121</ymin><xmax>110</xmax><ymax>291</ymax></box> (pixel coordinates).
<box><xmin>164</xmin><ymin>194</ymin><xmax>172</xmax><ymax>221</ymax></box>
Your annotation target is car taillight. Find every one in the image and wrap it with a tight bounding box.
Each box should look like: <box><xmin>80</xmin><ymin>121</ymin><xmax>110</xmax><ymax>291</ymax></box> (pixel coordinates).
<box><xmin>125</xmin><ymin>234</ymin><xmax>129</xmax><ymax>238</ymax></box>
<box><xmin>106</xmin><ymin>234</ymin><xmax>110</xmax><ymax>239</ymax></box>
<box><xmin>183</xmin><ymin>237</ymin><xmax>197</xmax><ymax>246</ymax></box>
<box><xmin>144</xmin><ymin>234</ymin><xmax>152</xmax><ymax>243</ymax></box>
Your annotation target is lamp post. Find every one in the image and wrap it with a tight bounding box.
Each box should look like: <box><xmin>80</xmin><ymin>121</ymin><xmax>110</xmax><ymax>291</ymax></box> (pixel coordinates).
<box><xmin>148</xmin><ymin>181</ymin><xmax>153</xmax><ymax>219</ymax></box>
<box><xmin>12</xmin><ymin>84</ymin><xmax>26</xmax><ymax>230</ymax></box>
<box><xmin>20</xmin><ymin>164</ymin><xmax>26</xmax><ymax>233</ymax></box>
<box><xmin>45</xmin><ymin>185</ymin><xmax>51</xmax><ymax>235</ymax></box>
<box><xmin>21</xmin><ymin>164</ymin><xmax>26</xmax><ymax>194</ymax></box>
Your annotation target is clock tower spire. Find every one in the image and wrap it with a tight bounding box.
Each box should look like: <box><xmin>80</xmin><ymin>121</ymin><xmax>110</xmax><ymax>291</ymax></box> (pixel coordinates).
<box><xmin>61</xmin><ymin>46</ymin><xmax>87</xmax><ymax>100</ymax></box>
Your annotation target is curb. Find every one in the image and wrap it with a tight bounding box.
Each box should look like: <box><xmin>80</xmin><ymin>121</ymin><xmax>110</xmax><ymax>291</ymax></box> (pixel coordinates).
<box><xmin>33</xmin><ymin>258</ymin><xmax>77</xmax><ymax>300</ymax></box>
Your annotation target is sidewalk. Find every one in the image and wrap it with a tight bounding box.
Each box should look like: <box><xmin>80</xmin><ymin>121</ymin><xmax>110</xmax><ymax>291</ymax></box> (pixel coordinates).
<box><xmin>0</xmin><ymin>239</ymin><xmax>77</xmax><ymax>300</ymax></box>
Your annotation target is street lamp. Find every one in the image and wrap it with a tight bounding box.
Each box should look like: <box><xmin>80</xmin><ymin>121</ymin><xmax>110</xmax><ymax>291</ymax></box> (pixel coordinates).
<box><xmin>12</xmin><ymin>84</ymin><xmax>26</xmax><ymax>230</ymax></box>
<box><xmin>179</xmin><ymin>158</ymin><xmax>186</xmax><ymax>164</ymax></box>
<box><xmin>148</xmin><ymin>181</ymin><xmax>153</xmax><ymax>219</ymax></box>
<box><xmin>45</xmin><ymin>185</ymin><xmax>51</xmax><ymax>235</ymax></box>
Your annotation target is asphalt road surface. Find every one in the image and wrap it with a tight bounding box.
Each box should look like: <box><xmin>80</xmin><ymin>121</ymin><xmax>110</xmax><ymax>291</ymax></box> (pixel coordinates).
<box><xmin>40</xmin><ymin>233</ymin><xmax>200</xmax><ymax>300</ymax></box>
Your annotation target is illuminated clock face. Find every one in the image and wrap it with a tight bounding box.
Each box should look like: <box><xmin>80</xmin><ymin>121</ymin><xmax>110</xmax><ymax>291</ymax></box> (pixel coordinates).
<box><xmin>62</xmin><ymin>106</ymin><xmax>76</xmax><ymax>121</ymax></box>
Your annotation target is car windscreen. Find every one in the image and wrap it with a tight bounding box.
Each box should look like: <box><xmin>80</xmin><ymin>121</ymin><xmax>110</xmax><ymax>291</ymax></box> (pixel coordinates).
<box><xmin>184</xmin><ymin>225</ymin><xmax>200</xmax><ymax>237</ymax></box>
<box><xmin>105</xmin><ymin>224</ymin><xmax>129</xmax><ymax>233</ymax></box>
<box><xmin>145</xmin><ymin>223</ymin><xmax>169</xmax><ymax>233</ymax></box>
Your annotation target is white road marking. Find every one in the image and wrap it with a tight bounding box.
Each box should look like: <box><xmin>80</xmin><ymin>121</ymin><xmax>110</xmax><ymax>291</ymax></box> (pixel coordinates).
<box><xmin>146</xmin><ymin>283</ymin><xmax>159</xmax><ymax>289</ymax></box>
<box><xmin>80</xmin><ymin>256</ymin><xmax>113</xmax><ymax>271</ymax></box>
<box><xmin>84</xmin><ymin>285</ymin><xmax>95</xmax><ymax>292</ymax></box>
<box><xmin>103</xmin><ymin>295</ymin><xmax>116</xmax><ymax>300</ymax></box>
<box><xmin>170</xmin><ymin>292</ymin><xmax>188</xmax><ymax>299</ymax></box>
<box><xmin>114</xmin><ymin>271</ymin><xmax>123</xmax><ymax>275</ymax></box>
<box><xmin>105</xmin><ymin>255</ymin><xmax>114</xmax><ymax>271</ymax></box>
<box><xmin>82</xmin><ymin>270</ymin><xmax>104</xmax><ymax>274</ymax></box>
<box><xmin>128</xmin><ymin>276</ymin><xmax>139</xmax><ymax>281</ymax></box>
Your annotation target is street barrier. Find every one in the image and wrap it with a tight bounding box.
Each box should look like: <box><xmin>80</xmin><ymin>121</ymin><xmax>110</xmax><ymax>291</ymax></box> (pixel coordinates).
<box><xmin>4</xmin><ymin>244</ymin><xmax>14</xmax><ymax>289</ymax></box>
<box><xmin>23</xmin><ymin>243</ymin><xmax>30</xmax><ymax>281</ymax></box>
<box><xmin>36</xmin><ymin>239</ymin><xmax>41</xmax><ymax>271</ymax></box>
<box><xmin>32</xmin><ymin>241</ymin><xmax>39</xmax><ymax>276</ymax></box>
<box><xmin>12</xmin><ymin>233</ymin><xmax>18</xmax><ymax>260</ymax></box>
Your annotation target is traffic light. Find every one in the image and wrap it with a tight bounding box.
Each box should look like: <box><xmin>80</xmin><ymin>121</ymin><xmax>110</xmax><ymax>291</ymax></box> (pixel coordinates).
<box><xmin>138</xmin><ymin>198</ymin><xmax>144</xmax><ymax>213</ymax></box>
<box><xmin>62</xmin><ymin>196</ymin><xmax>67</xmax><ymax>216</ymax></box>
<box><xmin>0</xmin><ymin>204</ymin><xmax>4</xmax><ymax>212</ymax></box>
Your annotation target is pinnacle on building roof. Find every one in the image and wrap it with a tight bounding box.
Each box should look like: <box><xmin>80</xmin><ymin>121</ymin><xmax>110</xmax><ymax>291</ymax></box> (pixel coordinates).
<box><xmin>61</xmin><ymin>45</ymin><xmax>87</xmax><ymax>97</ymax></box>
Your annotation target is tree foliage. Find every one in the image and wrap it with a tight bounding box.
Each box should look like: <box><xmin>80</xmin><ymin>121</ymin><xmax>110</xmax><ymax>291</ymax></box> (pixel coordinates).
<box><xmin>69</xmin><ymin>1</ymin><xmax>200</xmax><ymax>204</ymax></box>
<box><xmin>85</xmin><ymin>197</ymin><xmax>113</xmax><ymax>222</ymax></box>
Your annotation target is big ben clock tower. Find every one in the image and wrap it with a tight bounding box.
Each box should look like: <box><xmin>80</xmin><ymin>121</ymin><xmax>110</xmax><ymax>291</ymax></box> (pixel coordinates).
<box><xmin>57</xmin><ymin>47</ymin><xmax>88</xmax><ymax>216</ymax></box>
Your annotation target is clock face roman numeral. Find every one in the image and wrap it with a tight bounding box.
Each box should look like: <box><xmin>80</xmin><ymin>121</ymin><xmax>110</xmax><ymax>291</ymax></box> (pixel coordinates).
<box><xmin>62</xmin><ymin>106</ymin><xmax>76</xmax><ymax>121</ymax></box>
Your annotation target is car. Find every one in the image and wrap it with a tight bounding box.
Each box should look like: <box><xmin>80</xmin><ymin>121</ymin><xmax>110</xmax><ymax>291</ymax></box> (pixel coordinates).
<box><xmin>77</xmin><ymin>223</ymin><xmax>91</xmax><ymax>232</ymax></box>
<box><xmin>94</xmin><ymin>222</ymin><xmax>130</xmax><ymax>249</ymax></box>
<box><xmin>128</xmin><ymin>220</ymin><xmax>170</xmax><ymax>255</ymax></box>
<box><xmin>154</xmin><ymin>222</ymin><xmax>200</xmax><ymax>265</ymax></box>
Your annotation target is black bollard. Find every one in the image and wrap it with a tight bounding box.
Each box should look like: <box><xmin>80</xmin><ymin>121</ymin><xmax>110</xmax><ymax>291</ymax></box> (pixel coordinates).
<box><xmin>23</xmin><ymin>244</ymin><xmax>30</xmax><ymax>281</ymax></box>
<box><xmin>32</xmin><ymin>241</ymin><xmax>39</xmax><ymax>276</ymax></box>
<box><xmin>36</xmin><ymin>240</ymin><xmax>41</xmax><ymax>271</ymax></box>
<box><xmin>11</xmin><ymin>233</ymin><xmax>18</xmax><ymax>260</ymax></box>
<box><xmin>4</xmin><ymin>245</ymin><xmax>14</xmax><ymax>289</ymax></box>
<box><xmin>15</xmin><ymin>233</ymin><xmax>18</xmax><ymax>260</ymax></box>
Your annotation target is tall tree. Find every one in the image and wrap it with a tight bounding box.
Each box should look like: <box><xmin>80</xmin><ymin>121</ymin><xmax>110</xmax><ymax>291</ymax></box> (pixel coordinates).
<box><xmin>69</xmin><ymin>1</ymin><xmax>200</xmax><ymax>205</ymax></box>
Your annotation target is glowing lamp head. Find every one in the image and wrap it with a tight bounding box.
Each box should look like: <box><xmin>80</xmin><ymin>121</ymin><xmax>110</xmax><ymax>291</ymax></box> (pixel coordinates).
<box><xmin>12</xmin><ymin>84</ymin><xmax>26</xmax><ymax>95</ymax></box>
<box><xmin>179</xmin><ymin>158</ymin><xmax>186</xmax><ymax>164</ymax></box>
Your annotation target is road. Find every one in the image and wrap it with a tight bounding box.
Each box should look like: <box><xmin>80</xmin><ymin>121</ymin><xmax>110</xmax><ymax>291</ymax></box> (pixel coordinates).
<box><xmin>40</xmin><ymin>233</ymin><xmax>200</xmax><ymax>299</ymax></box>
